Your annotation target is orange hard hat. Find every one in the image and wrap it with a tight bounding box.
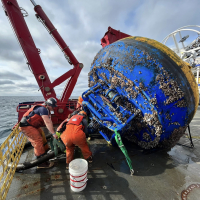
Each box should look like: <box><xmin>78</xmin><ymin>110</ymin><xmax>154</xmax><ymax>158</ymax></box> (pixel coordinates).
<box><xmin>79</xmin><ymin>111</ymin><xmax>87</xmax><ymax>117</ymax></box>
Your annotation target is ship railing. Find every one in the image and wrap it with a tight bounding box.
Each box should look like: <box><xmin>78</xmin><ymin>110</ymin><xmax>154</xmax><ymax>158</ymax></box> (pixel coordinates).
<box><xmin>0</xmin><ymin>123</ymin><xmax>27</xmax><ymax>200</ymax></box>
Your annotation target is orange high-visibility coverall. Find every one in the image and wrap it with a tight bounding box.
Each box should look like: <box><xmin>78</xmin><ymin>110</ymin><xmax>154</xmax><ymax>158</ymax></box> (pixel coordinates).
<box><xmin>61</xmin><ymin>123</ymin><xmax>92</xmax><ymax>164</ymax></box>
<box><xmin>19</xmin><ymin>126</ymin><xmax>49</xmax><ymax>157</ymax></box>
<box><xmin>19</xmin><ymin>105</ymin><xmax>50</xmax><ymax>157</ymax></box>
<box><xmin>76</xmin><ymin>96</ymin><xmax>83</xmax><ymax>109</ymax></box>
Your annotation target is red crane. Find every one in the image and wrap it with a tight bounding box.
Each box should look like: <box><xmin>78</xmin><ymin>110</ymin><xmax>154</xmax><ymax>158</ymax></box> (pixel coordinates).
<box><xmin>1</xmin><ymin>0</ymin><xmax>84</xmax><ymax>124</ymax></box>
<box><xmin>101</xmin><ymin>26</ymin><xmax>131</xmax><ymax>48</ymax></box>
<box><xmin>1</xmin><ymin>0</ymin><xmax>131</xmax><ymax>125</ymax></box>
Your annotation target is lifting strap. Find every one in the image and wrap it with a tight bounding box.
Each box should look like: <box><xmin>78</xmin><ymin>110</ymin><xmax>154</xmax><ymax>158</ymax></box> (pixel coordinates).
<box><xmin>114</xmin><ymin>129</ymin><xmax>134</xmax><ymax>175</ymax></box>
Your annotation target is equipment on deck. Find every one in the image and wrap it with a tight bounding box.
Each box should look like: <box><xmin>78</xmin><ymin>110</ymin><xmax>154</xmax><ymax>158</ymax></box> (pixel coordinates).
<box><xmin>69</xmin><ymin>159</ymin><xmax>88</xmax><ymax>192</ymax></box>
<box><xmin>2</xmin><ymin>0</ymin><xmax>198</xmax><ymax>150</ymax></box>
<box><xmin>83</xmin><ymin>36</ymin><xmax>199</xmax><ymax>149</ymax></box>
<box><xmin>1</xmin><ymin>0</ymin><xmax>199</xmax><ymax>198</ymax></box>
<box><xmin>49</xmin><ymin>136</ymin><xmax>66</xmax><ymax>157</ymax></box>
<box><xmin>115</xmin><ymin>129</ymin><xmax>134</xmax><ymax>175</ymax></box>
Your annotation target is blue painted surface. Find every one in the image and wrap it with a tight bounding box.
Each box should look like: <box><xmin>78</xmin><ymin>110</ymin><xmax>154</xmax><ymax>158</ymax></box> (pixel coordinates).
<box><xmin>82</xmin><ymin>38</ymin><xmax>195</xmax><ymax>147</ymax></box>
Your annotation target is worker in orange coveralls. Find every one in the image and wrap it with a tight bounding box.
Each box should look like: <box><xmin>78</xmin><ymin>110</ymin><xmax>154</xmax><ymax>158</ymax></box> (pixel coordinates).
<box><xmin>60</xmin><ymin>110</ymin><xmax>93</xmax><ymax>169</ymax></box>
<box><xmin>19</xmin><ymin>97</ymin><xmax>58</xmax><ymax>168</ymax></box>
<box><xmin>76</xmin><ymin>96</ymin><xmax>83</xmax><ymax>110</ymax></box>
<box><xmin>75</xmin><ymin>95</ymin><xmax>92</xmax><ymax>141</ymax></box>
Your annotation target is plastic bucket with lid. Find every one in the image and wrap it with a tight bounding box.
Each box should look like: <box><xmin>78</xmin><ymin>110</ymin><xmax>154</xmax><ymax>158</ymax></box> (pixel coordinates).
<box><xmin>69</xmin><ymin>158</ymin><xmax>88</xmax><ymax>192</ymax></box>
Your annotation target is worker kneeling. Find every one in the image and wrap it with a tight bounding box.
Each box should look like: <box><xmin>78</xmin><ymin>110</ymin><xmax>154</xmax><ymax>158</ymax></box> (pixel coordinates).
<box><xmin>60</xmin><ymin>111</ymin><xmax>92</xmax><ymax>168</ymax></box>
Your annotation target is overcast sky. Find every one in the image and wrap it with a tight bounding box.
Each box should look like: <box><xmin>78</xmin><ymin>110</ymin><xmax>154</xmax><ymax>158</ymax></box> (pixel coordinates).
<box><xmin>0</xmin><ymin>0</ymin><xmax>199</xmax><ymax>97</ymax></box>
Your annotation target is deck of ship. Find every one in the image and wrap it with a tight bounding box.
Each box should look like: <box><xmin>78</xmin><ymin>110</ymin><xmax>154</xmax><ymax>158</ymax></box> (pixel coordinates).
<box><xmin>7</xmin><ymin>107</ymin><xmax>200</xmax><ymax>200</ymax></box>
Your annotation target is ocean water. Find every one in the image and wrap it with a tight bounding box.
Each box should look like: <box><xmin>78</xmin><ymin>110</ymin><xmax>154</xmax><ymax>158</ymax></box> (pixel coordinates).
<box><xmin>0</xmin><ymin>96</ymin><xmax>45</xmax><ymax>144</ymax></box>
<box><xmin>0</xmin><ymin>96</ymin><xmax>78</xmax><ymax>144</ymax></box>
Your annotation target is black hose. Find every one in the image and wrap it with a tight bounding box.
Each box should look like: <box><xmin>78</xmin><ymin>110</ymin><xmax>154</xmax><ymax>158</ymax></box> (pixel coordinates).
<box><xmin>9</xmin><ymin>148</ymin><xmax>62</xmax><ymax>171</ymax></box>
<box><xmin>8</xmin><ymin>133</ymin><xmax>65</xmax><ymax>171</ymax></box>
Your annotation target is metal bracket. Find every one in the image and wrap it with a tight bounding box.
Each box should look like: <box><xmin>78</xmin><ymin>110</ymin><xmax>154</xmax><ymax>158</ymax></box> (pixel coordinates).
<box><xmin>177</xmin><ymin>124</ymin><xmax>194</xmax><ymax>148</ymax></box>
<box><xmin>187</xmin><ymin>125</ymin><xmax>194</xmax><ymax>148</ymax></box>
<box><xmin>49</xmin><ymin>28</ymin><xmax>57</xmax><ymax>34</ymax></box>
<box><xmin>20</xmin><ymin>7</ymin><xmax>28</xmax><ymax>17</ymax></box>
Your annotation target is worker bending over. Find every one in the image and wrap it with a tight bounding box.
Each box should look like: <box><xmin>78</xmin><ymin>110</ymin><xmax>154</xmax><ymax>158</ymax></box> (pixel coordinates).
<box><xmin>60</xmin><ymin>111</ymin><xmax>92</xmax><ymax>168</ymax></box>
<box><xmin>19</xmin><ymin>97</ymin><xmax>58</xmax><ymax>168</ymax></box>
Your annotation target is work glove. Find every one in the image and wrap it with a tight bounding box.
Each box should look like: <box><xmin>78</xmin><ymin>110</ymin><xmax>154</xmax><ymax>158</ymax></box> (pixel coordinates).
<box><xmin>56</xmin><ymin>131</ymin><xmax>61</xmax><ymax>138</ymax></box>
<box><xmin>50</xmin><ymin>131</ymin><xmax>65</xmax><ymax>156</ymax></box>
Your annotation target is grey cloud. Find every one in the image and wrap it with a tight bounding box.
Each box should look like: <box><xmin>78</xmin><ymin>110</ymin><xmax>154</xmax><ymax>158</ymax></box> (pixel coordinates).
<box><xmin>129</xmin><ymin>0</ymin><xmax>200</xmax><ymax>41</ymax></box>
<box><xmin>16</xmin><ymin>83</ymin><xmax>39</xmax><ymax>89</ymax></box>
<box><xmin>0</xmin><ymin>82</ymin><xmax>39</xmax><ymax>92</ymax></box>
<box><xmin>0</xmin><ymin>71</ymin><xmax>27</xmax><ymax>80</ymax></box>
<box><xmin>0</xmin><ymin>48</ymin><xmax>25</xmax><ymax>63</ymax></box>
<box><xmin>0</xmin><ymin>80</ymin><xmax>14</xmax><ymax>85</ymax></box>
<box><xmin>0</xmin><ymin>22</ymin><xmax>26</xmax><ymax>63</ymax></box>
<box><xmin>0</xmin><ymin>84</ymin><xmax>16</xmax><ymax>88</ymax></box>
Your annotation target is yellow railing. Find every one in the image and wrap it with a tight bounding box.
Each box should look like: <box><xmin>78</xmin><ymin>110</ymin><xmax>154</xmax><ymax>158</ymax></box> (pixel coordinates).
<box><xmin>0</xmin><ymin>124</ymin><xmax>27</xmax><ymax>200</ymax></box>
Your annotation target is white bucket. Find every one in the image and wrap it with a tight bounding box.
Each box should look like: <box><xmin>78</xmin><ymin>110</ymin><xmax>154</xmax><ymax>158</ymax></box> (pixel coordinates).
<box><xmin>69</xmin><ymin>158</ymin><xmax>88</xmax><ymax>192</ymax></box>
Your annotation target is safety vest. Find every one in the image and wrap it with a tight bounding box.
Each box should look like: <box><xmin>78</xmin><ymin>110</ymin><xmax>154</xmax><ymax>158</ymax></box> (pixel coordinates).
<box><xmin>67</xmin><ymin>115</ymin><xmax>83</xmax><ymax>126</ymax></box>
<box><xmin>23</xmin><ymin>104</ymin><xmax>50</xmax><ymax>128</ymax></box>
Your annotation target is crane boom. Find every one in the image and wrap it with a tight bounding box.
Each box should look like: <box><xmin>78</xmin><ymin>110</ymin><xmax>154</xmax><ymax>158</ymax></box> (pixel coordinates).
<box><xmin>2</xmin><ymin>0</ymin><xmax>57</xmax><ymax>99</ymax></box>
<box><xmin>2</xmin><ymin>0</ymin><xmax>83</xmax><ymax>124</ymax></box>
<box><xmin>32</xmin><ymin>2</ymin><xmax>83</xmax><ymax>103</ymax></box>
